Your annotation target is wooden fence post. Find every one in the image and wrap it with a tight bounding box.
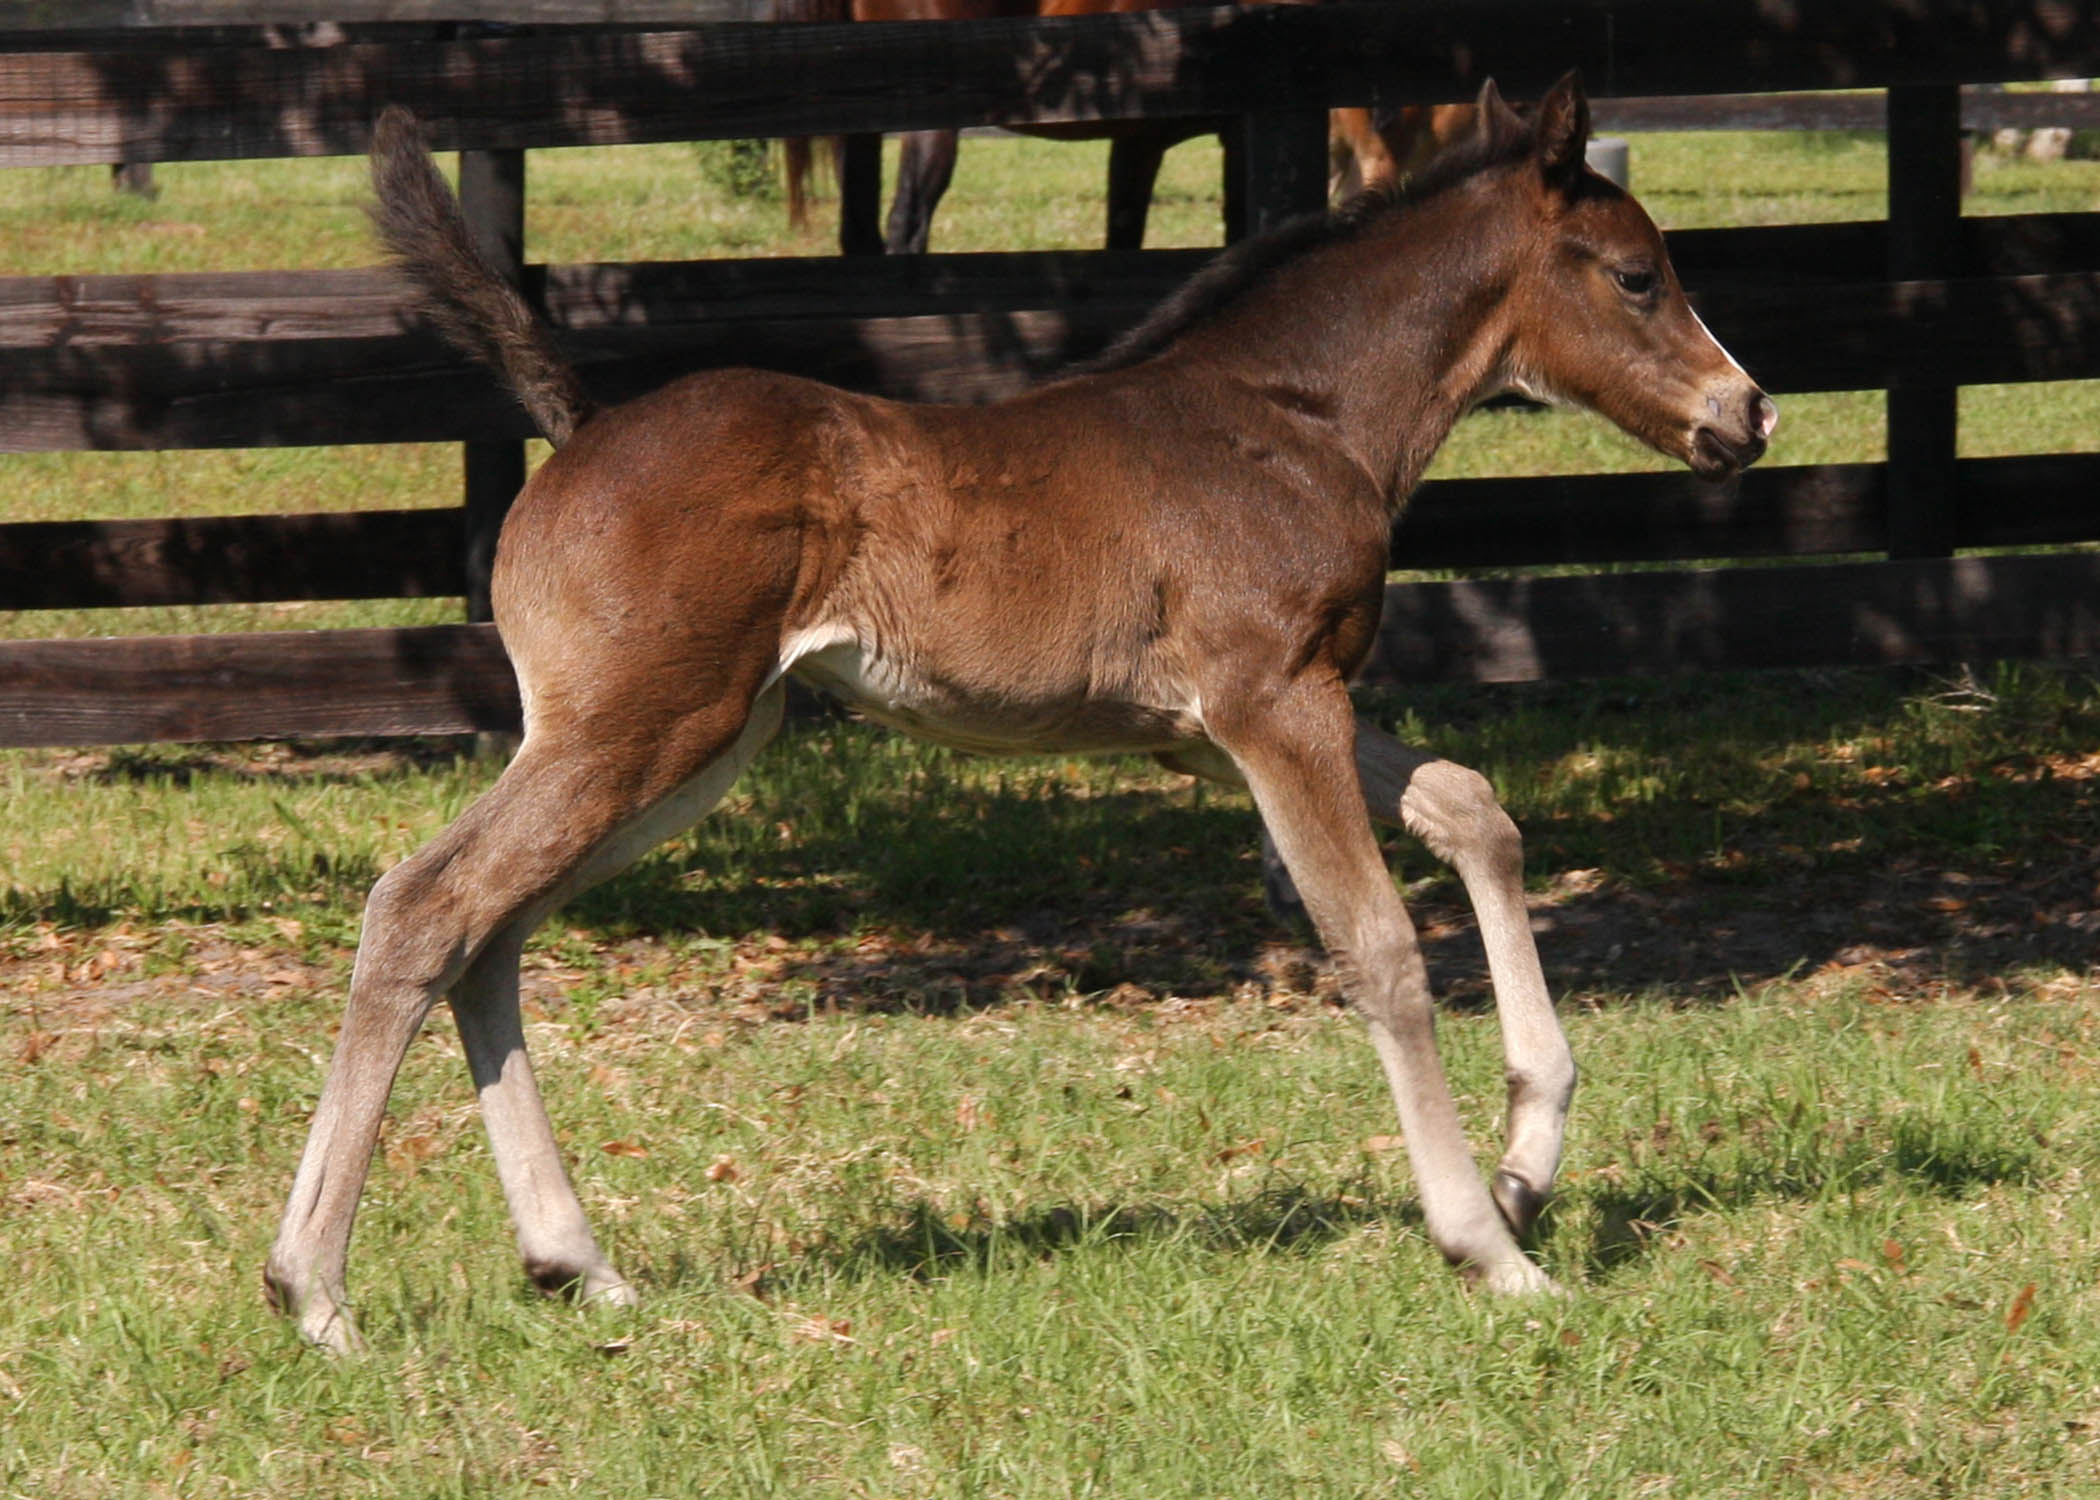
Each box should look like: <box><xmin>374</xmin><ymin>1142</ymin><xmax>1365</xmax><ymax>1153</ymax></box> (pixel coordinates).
<box><xmin>1228</xmin><ymin>109</ymin><xmax>1329</xmax><ymax>241</ymax></box>
<box><xmin>457</xmin><ymin>147</ymin><xmax>528</xmax><ymax>625</ymax></box>
<box><xmin>1884</xmin><ymin>83</ymin><xmax>1963</xmax><ymax>560</ymax></box>
<box><xmin>837</xmin><ymin>133</ymin><xmax>885</xmax><ymax>255</ymax></box>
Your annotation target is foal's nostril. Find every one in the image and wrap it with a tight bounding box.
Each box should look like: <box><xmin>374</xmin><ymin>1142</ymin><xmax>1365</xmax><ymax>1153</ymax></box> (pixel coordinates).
<box><xmin>1751</xmin><ymin>392</ymin><xmax>1778</xmax><ymax>440</ymax></box>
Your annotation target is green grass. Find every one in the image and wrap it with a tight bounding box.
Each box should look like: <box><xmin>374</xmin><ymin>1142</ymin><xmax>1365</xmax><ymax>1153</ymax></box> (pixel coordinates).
<box><xmin>5</xmin><ymin>928</ymin><xmax>2097</xmax><ymax>1496</ymax></box>
<box><xmin>4</xmin><ymin>668</ymin><xmax>2098</xmax><ymax>1497</ymax></box>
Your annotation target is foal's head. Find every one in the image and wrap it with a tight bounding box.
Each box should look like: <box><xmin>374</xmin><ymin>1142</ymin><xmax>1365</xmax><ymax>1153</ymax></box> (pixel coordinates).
<box><xmin>1482</xmin><ymin>75</ymin><xmax>1776</xmax><ymax>478</ymax></box>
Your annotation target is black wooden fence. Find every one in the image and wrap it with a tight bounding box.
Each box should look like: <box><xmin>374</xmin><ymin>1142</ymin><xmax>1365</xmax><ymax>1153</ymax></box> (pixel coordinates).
<box><xmin>3</xmin><ymin>0</ymin><xmax>2100</xmax><ymax>747</ymax></box>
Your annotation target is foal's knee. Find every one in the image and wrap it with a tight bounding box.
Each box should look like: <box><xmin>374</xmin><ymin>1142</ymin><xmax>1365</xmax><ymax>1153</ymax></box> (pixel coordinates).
<box><xmin>1337</xmin><ymin>923</ymin><xmax>1437</xmax><ymax>1038</ymax></box>
<box><xmin>1408</xmin><ymin>762</ymin><xmax>1523</xmax><ymax>879</ymax></box>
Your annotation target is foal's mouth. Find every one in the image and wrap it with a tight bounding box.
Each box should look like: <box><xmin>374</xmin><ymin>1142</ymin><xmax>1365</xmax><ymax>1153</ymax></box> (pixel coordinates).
<box><xmin>1690</xmin><ymin>424</ymin><xmax>1768</xmax><ymax>479</ymax></box>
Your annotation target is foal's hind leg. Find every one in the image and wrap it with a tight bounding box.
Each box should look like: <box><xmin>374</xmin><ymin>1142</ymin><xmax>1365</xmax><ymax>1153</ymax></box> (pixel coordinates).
<box><xmin>1353</xmin><ymin>725</ymin><xmax>1574</xmax><ymax>1237</ymax></box>
<box><xmin>266</xmin><ymin>687</ymin><xmax>779</xmax><ymax>1352</ymax></box>
<box><xmin>449</xmin><ymin>684</ymin><xmax>785</xmax><ymax>1307</ymax></box>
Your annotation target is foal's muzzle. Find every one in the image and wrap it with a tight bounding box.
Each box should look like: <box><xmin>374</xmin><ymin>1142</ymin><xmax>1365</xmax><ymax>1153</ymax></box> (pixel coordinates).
<box><xmin>1692</xmin><ymin>389</ymin><xmax>1778</xmax><ymax>478</ymax></box>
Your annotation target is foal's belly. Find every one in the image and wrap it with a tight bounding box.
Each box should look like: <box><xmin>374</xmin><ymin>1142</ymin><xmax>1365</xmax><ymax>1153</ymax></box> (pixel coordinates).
<box><xmin>784</xmin><ymin>637</ymin><xmax>1201</xmax><ymax>757</ymax></box>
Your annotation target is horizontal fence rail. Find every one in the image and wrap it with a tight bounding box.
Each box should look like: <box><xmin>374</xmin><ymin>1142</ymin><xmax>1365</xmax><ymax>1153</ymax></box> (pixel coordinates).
<box><xmin>1363</xmin><ymin>553</ymin><xmax>2100</xmax><ymax>686</ymax></box>
<box><xmin>4</xmin><ymin>1</ymin><xmax>2100</xmax><ymax>747</ymax></box>
<box><xmin>6</xmin><ymin>3</ymin><xmax>2100</xmax><ymax>166</ymax></box>
<box><xmin>0</xmin><ymin>2</ymin><xmax>771</xmax><ymax>30</ymax></box>
<box><xmin>9</xmin><ymin>552</ymin><xmax>2100</xmax><ymax>747</ymax></box>
<box><xmin>9</xmin><ymin>455</ymin><xmax>2100</xmax><ymax>619</ymax></box>
<box><xmin>2</xmin><ymin>222</ymin><xmax>2097</xmax><ymax>451</ymax></box>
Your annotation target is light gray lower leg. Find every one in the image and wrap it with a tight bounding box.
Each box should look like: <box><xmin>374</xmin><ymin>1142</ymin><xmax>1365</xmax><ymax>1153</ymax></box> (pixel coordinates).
<box><xmin>1355</xmin><ymin>725</ymin><xmax>1574</xmax><ymax>1234</ymax></box>
<box><xmin>447</xmin><ymin>683</ymin><xmax>784</xmax><ymax>1303</ymax></box>
<box><xmin>1199</xmin><ymin>700</ymin><xmax>1552</xmax><ymax>1293</ymax></box>
<box><xmin>452</xmin><ymin>927</ymin><xmax>633</xmax><ymax>1305</ymax></box>
<box><xmin>266</xmin><ymin>864</ymin><xmax>466</xmax><ymax>1353</ymax></box>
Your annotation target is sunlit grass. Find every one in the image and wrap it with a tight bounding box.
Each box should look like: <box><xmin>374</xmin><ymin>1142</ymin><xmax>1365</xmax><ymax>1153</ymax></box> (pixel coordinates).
<box><xmin>4</xmin><ymin>945</ymin><xmax>2096</xmax><ymax>1496</ymax></box>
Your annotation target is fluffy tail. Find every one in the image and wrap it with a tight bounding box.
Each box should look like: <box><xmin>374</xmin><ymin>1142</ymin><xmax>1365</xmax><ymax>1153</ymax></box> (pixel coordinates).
<box><xmin>368</xmin><ymin>106</ymin><xmax>596</xmax><ymax>446</ymax></box>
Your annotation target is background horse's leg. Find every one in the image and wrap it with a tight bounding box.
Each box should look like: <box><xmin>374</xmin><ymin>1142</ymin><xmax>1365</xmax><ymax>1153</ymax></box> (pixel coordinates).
<box><xmin>784</xmin><ymin>137</ymin><xmax>815</xmax><ymax>231</ymax></box>
<box><xmin>886</xmin><ymin>130</ymin><xmax>959</xmax><ymax>255</ymax></box>
<box><xmin>1105</xmin><ymin>132</ymin><xmax>1169</xmax><ymax>250</ymax></box>
<box><xmin>1195</xmin><ymin>684</ymin><xmax>1554</xmax><ymax>1295</ymax></box>
<box><xmin>1353</xmin><ymin>724</ymin><xmax>1574</xmax><ymax>1237</ymax></box>
<box><xmin>1220</xmin><ymin>124</ymin><xmax>1247</xmax><ymax>242</ymax></box>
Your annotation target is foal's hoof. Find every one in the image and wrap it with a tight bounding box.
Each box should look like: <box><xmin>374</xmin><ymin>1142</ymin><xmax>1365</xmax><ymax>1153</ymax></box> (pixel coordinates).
<box><xmin>580</xmin><ymin>1273</ymin><xmax>640</xmax><ymax>1310</ymax></box>
<box><xmin>1491</xmin><ymin>1168</ymin><xmax>1551</xmax><ymax>1239</ymax></box>
<box><xmin>530</xmin><ymin>1258</ymin><xmax>639</xmax><ymax>1310</ymax></box>
<box><xmin>267</xmin><ymin>1266</ymin><xmax>368</xmax><ymax>1356</ymax></box>
<box><xmin>284</xmin><ymin>1292</ymin><xmax>367</xmax><ymax>1356</ymax></box>
<box><xmin>1470</xmin><ymin>1256</ymin><xmax>1565</xmax><ymax>1299</ymax></box>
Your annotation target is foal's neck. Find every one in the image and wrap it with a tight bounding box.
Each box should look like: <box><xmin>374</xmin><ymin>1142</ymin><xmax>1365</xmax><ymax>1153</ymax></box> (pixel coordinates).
<box><xmin>1181</xmin><ymin>177</ymin><xmax>1528</xmax><ymax>510</ymax></box>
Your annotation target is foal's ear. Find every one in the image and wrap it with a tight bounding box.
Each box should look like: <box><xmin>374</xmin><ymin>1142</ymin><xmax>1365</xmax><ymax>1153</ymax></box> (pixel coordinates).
<box><xmin>1471</xmin><ymin>78</ymin><xmax>1527</xmax><ymax>152</ymax></box>
<box><xmin>1533</xmin><ymin>70</ymin><xmax>1591</xmax><ymax>191</ymax></box>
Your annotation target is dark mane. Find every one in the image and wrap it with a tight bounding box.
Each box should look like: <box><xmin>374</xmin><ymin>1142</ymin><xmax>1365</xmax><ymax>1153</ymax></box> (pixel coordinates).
<box><xmin>1079</xmin><ymin>119</ymin><xmax>1530</xmax><ymax>375</ymax></box>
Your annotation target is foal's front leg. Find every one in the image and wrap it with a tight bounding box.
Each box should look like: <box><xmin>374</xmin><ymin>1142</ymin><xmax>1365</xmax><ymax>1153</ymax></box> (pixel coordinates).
<box><xmin>1353</xmin><ymin>726</ymin><xmax>1574</xmax><ymax>1236</ymax></box>
<box><xmin>1201</xmin><ymin>681</ymin><xmax>1554</xmax><ymax>1294</ymax></box>
<box><xmin>1164</xmin><ymin>722</ymin><xmax>1575</xmax><ymax>1238</ymax></box>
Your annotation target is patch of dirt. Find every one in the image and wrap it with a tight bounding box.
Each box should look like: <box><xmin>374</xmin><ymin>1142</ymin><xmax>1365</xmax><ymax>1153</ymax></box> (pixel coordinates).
<box><xmin>6</xmin><ymin>846</ymin><xmax>2095</xmax><ymax>1031</ymax></box>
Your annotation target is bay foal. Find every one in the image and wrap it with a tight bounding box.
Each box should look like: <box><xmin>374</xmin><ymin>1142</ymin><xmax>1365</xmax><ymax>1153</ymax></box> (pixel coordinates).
<box><xmin>268</xmin><ymin>77</ymin><xmax>1775</xmax><ymax>1351</ymax></box>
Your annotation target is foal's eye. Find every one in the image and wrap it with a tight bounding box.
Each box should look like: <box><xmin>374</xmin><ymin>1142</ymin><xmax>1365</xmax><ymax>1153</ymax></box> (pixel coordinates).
<box><xmin>1613</xmin><ymin>266</ymin><xmax>1659</xmax><ymax>298</ymax></box>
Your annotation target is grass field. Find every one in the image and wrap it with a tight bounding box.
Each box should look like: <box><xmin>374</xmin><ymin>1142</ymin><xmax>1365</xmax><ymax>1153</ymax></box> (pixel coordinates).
<box><xmin>4</xmin><ymin>123</ymin><xmax>2100</xmax><ymax>1497</ymax></box>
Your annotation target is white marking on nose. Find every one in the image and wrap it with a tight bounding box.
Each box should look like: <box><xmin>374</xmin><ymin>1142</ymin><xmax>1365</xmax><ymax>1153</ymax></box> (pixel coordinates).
<box><xmin>1690</xmin><ymin>304</ymin><xmax>1749</xmax><ymax>379</ymax></box>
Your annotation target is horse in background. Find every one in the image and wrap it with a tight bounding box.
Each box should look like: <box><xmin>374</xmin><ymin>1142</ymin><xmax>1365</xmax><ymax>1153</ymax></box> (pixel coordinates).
<box><xmin>774</xmin><ymin>0</ymin><xmax>1477</xmax><ymax>253</ymax></box>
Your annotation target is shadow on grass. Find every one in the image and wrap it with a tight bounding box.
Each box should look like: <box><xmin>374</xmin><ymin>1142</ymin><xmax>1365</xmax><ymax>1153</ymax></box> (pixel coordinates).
<box><xmin>727</xmin><ymin>1184</ymin><xmax>1412</xmax><ymax>1293</ymax></box>
<box><xmin>12</xmin><ymin>665</ymin><xmax>2100</xmax><ymax>1010</ymax></box>
<box><xmin>1564</xmin><ymin>1116</ymin><xmax>2042</xmax><ymax>1278</ymax></box>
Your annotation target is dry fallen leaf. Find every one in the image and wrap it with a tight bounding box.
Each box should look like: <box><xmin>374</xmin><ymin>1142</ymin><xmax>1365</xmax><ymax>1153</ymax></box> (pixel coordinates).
<box><xmin>600</xmin><ymin>1140</ymin><xmax>649</xmax><ymax>1159</ymax></box>
<box><xmin>791</xmin><ymin>1315</ymin><xmax>854</xmax><ymax>1345</ymax></box>
<box><xmin>2006</xmin><ymin>1282</ymin><xmax>2037</xmax><ymax>1333</ymax></box>
<box><xmin>705</xmin><ymin>1155</ymin><xmax>740</xmax><ymax>1182</ymax></box>
<box><xmin>1380</xmin><ymin>1438</ymin><xmax>1421</xmax><ymax>1473</ymax></box>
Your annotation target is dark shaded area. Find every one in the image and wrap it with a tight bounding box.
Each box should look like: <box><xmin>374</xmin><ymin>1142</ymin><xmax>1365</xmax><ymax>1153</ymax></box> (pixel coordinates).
<box><xmin>12</xmin><ymin>666</ymin><xmax>2097</xmax><ymax>1005</ymax></box>
<box><xmin>18</xmin><ymin>5</ymin><xmax>2100</xmax><ymax>170</ymax></box>
<box><xmin>0</xmin><ymin>626</ymin><xmax>517</xmax><ymax>749</ymax></box>
<box><xmin>0</xmin><ymin>510</ymin><xmax>466</xmax><ymax>610</ymax></box>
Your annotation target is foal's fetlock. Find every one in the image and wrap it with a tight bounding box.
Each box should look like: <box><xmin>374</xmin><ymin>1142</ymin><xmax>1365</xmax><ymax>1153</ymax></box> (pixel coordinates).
<box><xmin>1468</xmin><ymin>1254</ymin><xmax>1565</xmax><ymax>1299</ymax></box>
<box><xmin>267</xmin><ymin>1268</ymin><xmax>367</xmax><ymax>1356</ymax></box>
